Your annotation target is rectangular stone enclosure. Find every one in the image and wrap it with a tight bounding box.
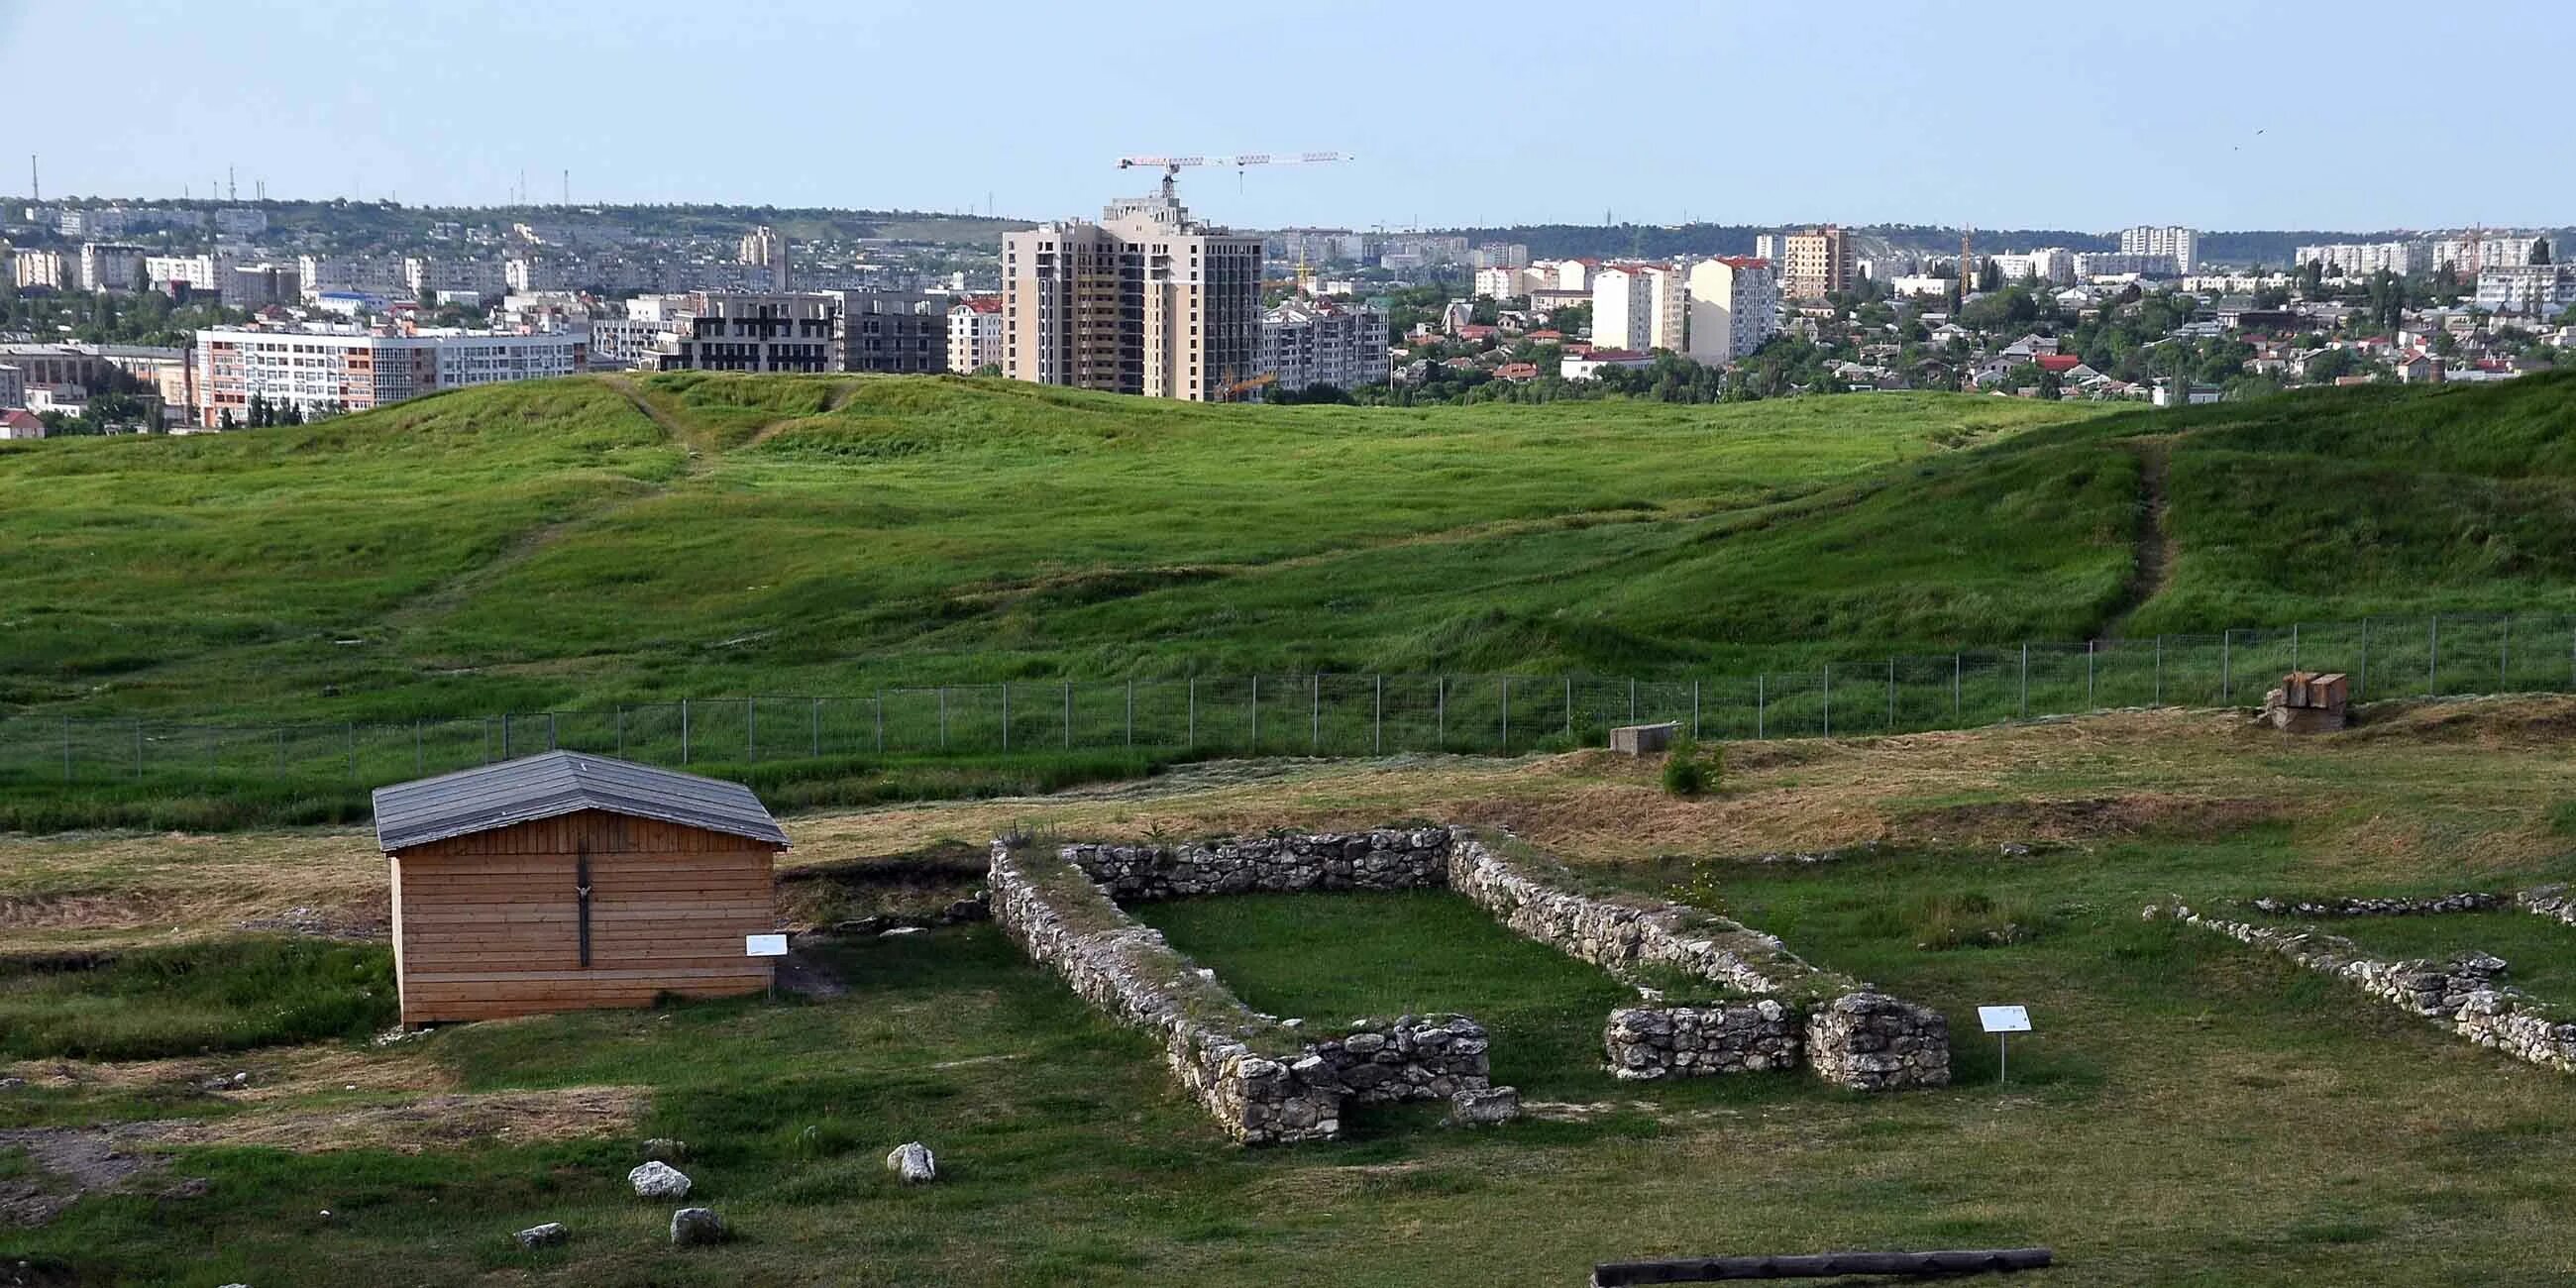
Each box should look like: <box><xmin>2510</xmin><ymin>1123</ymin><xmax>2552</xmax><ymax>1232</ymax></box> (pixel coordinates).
<box><xmin>990</xmin><ymin>826</ymin><xmax>1950</xmax><ymax>1144</ymax></box>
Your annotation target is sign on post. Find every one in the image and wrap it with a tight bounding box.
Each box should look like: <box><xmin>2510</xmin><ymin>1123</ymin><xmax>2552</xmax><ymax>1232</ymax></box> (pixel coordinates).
<box><xmin>745</xmin><ymin>933</ymin><xmax>789</xmax><ymax>957</ymax></box>
<box><xmin>1978</xmin><ymin>1006</ymin><xmax>2031</xmax><ymax>1084</ymax></box>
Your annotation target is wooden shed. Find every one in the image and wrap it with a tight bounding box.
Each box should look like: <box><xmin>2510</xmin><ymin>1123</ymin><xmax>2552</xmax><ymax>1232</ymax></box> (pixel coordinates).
<box><xmin>373</xmin><ymin>751</ymin><xmax>791</xmax><ymax>1026</ymax></box>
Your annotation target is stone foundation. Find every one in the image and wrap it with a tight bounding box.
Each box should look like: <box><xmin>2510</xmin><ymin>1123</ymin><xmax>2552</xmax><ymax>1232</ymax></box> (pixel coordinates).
<box><xmin>2247</xmin><ymin>892</ymin><xmax>2506</xmax><ymax>917</ymax></box>
<box><xmin>988</xmin><ymin>841</ymin><xmax>1342</xmax><ymax>1144</ymax></box>
<box><xmin>2163</xmin><ymin>904</ymin><xmax>2576</xmax><ymax>1073</ymax></box>
<box><xmin>1449</xmin><ymin>830</ymin><xmax>1950</xmax><ymax>1091</ymax></box>
<box><xmin>1065</xmin><ymin>829</ymin><xmax>1449</xmax><ymax>902</ymax></box>
<box><xmin>2518</xmin><ymin>886</ymin><xmax>2576</xmax><ymax>927</ymax></box>
<box><xmin>1605</xmin><ymin>1001</ymin><xmax>1801</xmax><ymax>1080</ymax></box>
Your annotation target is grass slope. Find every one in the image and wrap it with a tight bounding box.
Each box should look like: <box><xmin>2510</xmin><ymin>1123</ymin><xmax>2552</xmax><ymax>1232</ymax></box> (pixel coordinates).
<box><xmin>3</xmin><ymin>371</ymin><xmax>2571</xmax><ymax>730</ymax></box>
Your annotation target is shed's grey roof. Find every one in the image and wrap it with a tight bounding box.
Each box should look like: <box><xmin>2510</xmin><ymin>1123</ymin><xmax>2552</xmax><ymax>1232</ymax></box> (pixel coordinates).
<box><xmin>373</xmin><ymin>750</ymin><xmax>790</xmax><ymax>853</ymax></box>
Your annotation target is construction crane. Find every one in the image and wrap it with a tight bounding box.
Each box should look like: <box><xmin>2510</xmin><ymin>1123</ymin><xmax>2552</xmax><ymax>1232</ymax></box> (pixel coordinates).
<box><xmin>1116</xmin><ymin>152</ymin><xmax>1351</xmax><ymax>200</ymax></box>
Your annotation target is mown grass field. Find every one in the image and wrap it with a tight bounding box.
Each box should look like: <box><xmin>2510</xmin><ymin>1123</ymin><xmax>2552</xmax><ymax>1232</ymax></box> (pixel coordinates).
<box><xmin>7</xmin><ymin>702</ymin><xmax>2576</xmax><ymax>1282</ymax></box>
<box><xmin>9</xmin><ymin>371</ymin><xmax>2566</xmax><ymax>739</ymax></box>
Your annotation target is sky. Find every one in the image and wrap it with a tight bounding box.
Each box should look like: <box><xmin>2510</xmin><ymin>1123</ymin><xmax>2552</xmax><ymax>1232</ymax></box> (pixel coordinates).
<box><xmin>4</xmin><ymin>0</ymin><xmax>2571</xmax><ymax>233</ymax></box>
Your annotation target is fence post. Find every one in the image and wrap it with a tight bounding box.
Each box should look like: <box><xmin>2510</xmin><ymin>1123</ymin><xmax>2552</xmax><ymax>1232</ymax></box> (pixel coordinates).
<box><xmin>615</xmin><ymin>705</ymin><xmax>626</xmax><ymax>758</ymax></box>
<box><xmin>2086</xmin><ymin>641</ymin><xmax>2095</xmax><ymax>710</ymax></box>
<box><xmin>1126</xmin><ymin>680</ymin><xmax>1134</xmax><ymax>750</ymax></box>
<box><xmin>2018</xmin><ymin>644</ymin><xmax>2029</xmax><ymax>717</ymax></box>
<box><xmin>681</xmin><ymin>699</ymin><xmax>692</xmax><ymax>765</ymax></box>
<box><xmin>1499</xmin><ymin>676</ymin><xmax>1509</xmax><ymax>753</ymax></box>
<box><xmin>2154</xmin><ymin>636</ymin><xmax>2164</xmax><ymax>705</ymax></box>
<box><xmin>1065</xmin><ymin>681</ymin><xmax>1073</xmax><ymax>750</ymax></box>
<box><xmin>1313</xmin><ymin>675</ymin><xmax>1322</xmax><ymax>753</ymax></box>
<box><xmin>549</xmin><ymin>711</ymin><xmax>559</xmax><ymax>752</ymax></box>
<box><xmin>1823</xmin><ymin>662</ymin><xmax>1832</xmax><ymax>736</ymax></box>
<box><xmin>1757</xmin><ymin>674</ymin><xmax>1766</xmax><ymax>739</ymax></box>
<box><xmin>2358</xmin><ymin>618</ymin><xmax>2370</xmax><ymax>700</ymax></box>
<box><xmin>1562</xmin><ymin>676</ymin><xmax>1572</xmax><ymax>742</ymax></box>
<box><xmin>1953</xmin><ymin>654</ymin><xmax>1962</xmax><ymax>718</ymax></box>
<box><xmin>1374</xmin><ymin>675</ymin><xmax>1384</xmax><ymax>754</ymax></box>
<box><xmin>811</xmin><ymin>698</ymin><xmax>821</xmax><ymax>758</ymax></box>
<box><xmin>1188</xmin><ymin>678</ymin><xmax>1197</xmax><ymax>746</ymax></box>
<box><xmin>2219</xmin><ymin>631</ymin><xmax>2231</xmax><ymax>704</ymax></box>
<box><xmin>1001</xmin><ymin>683</ymin><xmax>1010</xmax><ymax>752</ymax></box>
<box><xmin>502</xmin><ymin>711</ymin><xmax>513</xmax><ymax>760</ymax></box>
<box><xmin>481</xmin><ymin>717</ymin><xmax>491</xmax><ymax>765</ymax></box>
<box><xmin>2428</xmin><ymin>615</ymin><xmax>2439</xmax><ymax>696</ymax></box>
<box><xmin>1628</xmin><ymin>678</ymin><xmax>1637</xmax><ymax>723</ymax></box>
<box><xmin>2292</xmin><ymin>622</ymin><xmax>2301</xmax><ymax>671</ymax></box>
<box><xmin>414</xmin><ymin>718</ymin><xmax>424</xmax><ymax>775</ymax></box>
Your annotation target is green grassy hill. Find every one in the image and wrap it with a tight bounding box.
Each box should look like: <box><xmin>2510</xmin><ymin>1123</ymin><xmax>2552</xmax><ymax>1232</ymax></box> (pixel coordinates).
<box><xmin>1</xmin><ymin>370</ymin><xmax>2570</xmax><ymax>724</ymax></box>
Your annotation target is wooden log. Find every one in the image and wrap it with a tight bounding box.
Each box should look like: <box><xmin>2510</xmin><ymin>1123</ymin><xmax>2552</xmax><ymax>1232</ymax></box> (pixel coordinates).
<box><xmin>1591</xmin><ymin>1248</ymin><xmax>2054</xmax><ymax>1284</ymax></box>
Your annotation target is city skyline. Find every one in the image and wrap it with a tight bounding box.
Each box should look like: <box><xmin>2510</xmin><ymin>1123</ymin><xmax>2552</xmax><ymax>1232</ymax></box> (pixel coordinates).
<box><xmin>5</xmin><ymin>0</ymin><xmax>2572</xmax><ymax>232</ymax></box>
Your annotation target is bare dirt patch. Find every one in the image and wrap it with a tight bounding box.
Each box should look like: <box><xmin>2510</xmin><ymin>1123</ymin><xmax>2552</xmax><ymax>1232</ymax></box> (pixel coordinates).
<box><xmin>131</xmin><ymin>1085</ymin><xmax>644</xmax><ymax>1154</ymax></box>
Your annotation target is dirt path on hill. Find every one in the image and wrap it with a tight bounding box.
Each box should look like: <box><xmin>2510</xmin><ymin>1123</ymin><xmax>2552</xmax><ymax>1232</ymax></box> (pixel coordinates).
<box><xmin>2097</xmin><ymin>438</ymin><xmax>2177</xmax><ymax>639</ymax></box>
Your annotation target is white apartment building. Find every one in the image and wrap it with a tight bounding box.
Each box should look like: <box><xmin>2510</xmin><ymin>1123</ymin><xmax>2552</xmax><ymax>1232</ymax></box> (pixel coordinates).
<box><xmin>2295</xmin><ymin>241</ymin><xmax>2425</xmax><ymax>277</ymax></box>
<box><xmin>298</xmin><ymin>255</ymin><xmax>407</xmax><ymax>301</ymax></box>
<box><xmin>78</xmin><ymin>243</ymin><xmax>151</xmax><ymax>293</ymax></box>
<box><xmin>946</xmin><ymin>296</ymin><xmax>1005</xmax><ymax>374</ymax></box>
<box><xmin>11</xmin><ymin>247</ymin><xmax>68</xmax><ymax>290</ymax></box>
<box><xmin>1684</xmin><ymin>257</ymin><xmax>1780</xmax><ymax>364</ymax></box>
<box><xmin>2435</xmin><ymin>235</ymin><xmax>2547</xmax><ymax>273</ymax></box>
<box><xmin>1258</xmin><ymin>298</ymin><xmax>1389</xmax><ymax>392</ymax></box>
<box><xmin>192</xmin><ymin>325</ymin><xmax>588</xmax><ymax>427</ymax></box>
<box><xmin>0</xmin><ymin>365</ymin><xmax>24</xmax><ymax>409</ymax></box>
<box><xmin>585</xmin><ymin>317</ymin><xmax>660</xmax><ymax>370</ymax></box>
<box><xmin>2074</xmin><ymin>252</ymin><xmax>2170</xmax><ymax>279</ymax></box>
<box><xmin>403</xmin><ymin>256</ymin><xmax>507</xmax><ymax>301</ymax></box>
<box><xmin>1592</xmin><ymin>264</ymin><xmax>1685</xmax><ymax>353</ymax></box>
<box><xmin>2475</xmin><ymin>265</ymin><xmax>2576</xmax><ymax>317</ymax></box>
<box><xmin>144</xmin><ymin>254</ymin><xmax>229</xmax><ymax>295</ymax></box>
<box><xmin>1469</xmin><ymin>243</ymin><xmax>1532</xmax><ymax>269</ymax></box>
<box><xmin>1990</xmin><ymin>248</ymin><xmax>2076</xmax><ymax>286</ymax></box>
<box><xmin>2117</xmin><ymin>226</ymin><xmax>2198</xmax><ymax>274</ymax></box>
<box><xmin>644</xmin><ymin>293</ymin><xmax>841</xmax><ymax>373</ymax></box>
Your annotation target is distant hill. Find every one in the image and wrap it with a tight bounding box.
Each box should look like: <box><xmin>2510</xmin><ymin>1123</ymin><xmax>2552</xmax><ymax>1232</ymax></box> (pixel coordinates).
<box><xmin>0</xmin><ymin>371</ymin><xmax>2569</xmax><ymax>724</ymax></box>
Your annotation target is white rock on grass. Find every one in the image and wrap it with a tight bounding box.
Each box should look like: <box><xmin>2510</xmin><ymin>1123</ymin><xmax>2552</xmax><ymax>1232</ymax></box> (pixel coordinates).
<box><xmin>670</xmin><ymin>1206</ymin><xmax>725</xmax><ymax>1245</ymax></box>
<box><xmin>628</xmin><ymin>1160</ymin><xmax>692</xmax><ymax>1200</ymax></box>
<box><xmin>512</xmin><ymin>1222</ymin><xmax>569</xmax><ymax>1249</ymax></box>
<box><xmin>1446</xmin><ymin>1085</ymin><xmax>1523</xmax><ymax>1127</ymax></box>
<box><xmin>885</xmin><ymin>1141</ymin><xmax>937</xmax><ymax>1185</ymax></box>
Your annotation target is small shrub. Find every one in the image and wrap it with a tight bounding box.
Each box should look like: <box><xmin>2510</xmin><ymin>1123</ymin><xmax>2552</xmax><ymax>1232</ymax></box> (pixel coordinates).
<box><xmin>2548</xmin><ymin>800</ymin><xmax>2576</xmax><ymax>837</ymax></box>
<box><xmin>1662</xmin><ymin>740</ymin><xmax>1718</xmax><ymax>798</ymax></box>
<box><xmin>1906</xmin><ymin>891</ymin><xmax>2052</xmax><ymax>951</ymax></box>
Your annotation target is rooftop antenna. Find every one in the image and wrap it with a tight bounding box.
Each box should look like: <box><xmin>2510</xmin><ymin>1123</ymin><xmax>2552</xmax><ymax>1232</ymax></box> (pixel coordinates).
<box><xmin>28</xmin><ymin>154</ymin><xmax>37</xmax><ymax>203</ymax></box>
<box><xmin>229</xmin><ymin>166</ymin><xmax>237</xmax><ymax>203</ymax></box>
<box><xmin>562</xmin><ymin>168</ymin><xmax>569</xmax><ymax>207</ymax></box>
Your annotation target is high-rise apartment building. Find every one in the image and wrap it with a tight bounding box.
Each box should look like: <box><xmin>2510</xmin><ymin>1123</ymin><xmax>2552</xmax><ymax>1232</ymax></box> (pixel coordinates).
<box><xmin>192</xmin><ymin>325</ymin><xmax>587</xmax><ymax>427</ymax></box>
<box><xmin>11</xmin><ymin>248</ymin><xmax>67</xmax><ymax>290</ymax></box>
<box><xmin>1591</xmin><ymin>264</ymin><xmax>1687</xmax><ymax>353</ymax></box>
<box><xmin>2474</xmin><ymin>264</ymin><xmax>2576</xmax><ymax>317</ymax></box>
<box><xmin>403</xmin><ymin>256</ymin><xmax>507</xmax><ymax>302</ymax></box>
<box><xmin>78</xmin><ymin>243</ymin><xmax>152</xmax><ymax>293</ymax></box>
<box><xmin>2435</xmin><ymin>235</ymin><xmax>2546</xmax><ymax>274</ymax></box>
<box><xmin>946</xmin><ymin>295</ymin><xmax>1005</xmax><ymax>374</ymax></box>
<box><xmin>739</xmin><ymin>226</ymin><xmax>790</xmax><ymax>286</ymax></box>
<box><xmin>1258</xmin><ymin>298</ymin><xmax>1388</xmax><ymax>392</ymax></box>
<box><xmin>2295</xmin><ymin>241</ymin><xmax>2425</xmax><ymax>276</ymax></box>
<box><xmin>1002</xmin><ymin>178</ymin><xmax>1263</xmax><ymax>400</ymax></box>
<box><xmin>298</xmin><ymin>255</ymin><xmax>407</xmax><ymax>301</ymax></box>
<box><xmin>1684</xmin><ymin>257</ymin><xmax>1780</xmax><ymax>364</ymax></box>
<box><xmin>1780</xmin><ymin>227</ymin><xmax>1855</xmax><ymax>299</ymax></box>
<box><xmin>2116</xmin><ymin>226</ymin><xmax>2198</xmax><ymax>274</ymax></box>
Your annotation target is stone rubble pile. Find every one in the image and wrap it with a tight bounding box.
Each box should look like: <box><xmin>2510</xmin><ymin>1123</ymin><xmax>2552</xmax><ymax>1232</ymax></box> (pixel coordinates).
<box><xmin>1802</xmin><ymin>993</ymin><xmax>1957</xmax><ymax>1091</ymax></box>
<box><xmin>2517</xmin><ymin>885</ymin><xmax>2576</xmax><ymax>927</ymax></box>
<box><xmin>1295</xmin><ymin>1016</ymin><xmax>1491</xmax><ymax>1104</ymax></box>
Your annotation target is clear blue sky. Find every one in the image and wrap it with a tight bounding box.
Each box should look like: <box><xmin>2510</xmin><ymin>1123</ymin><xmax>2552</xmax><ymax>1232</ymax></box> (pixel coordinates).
<box><xmin>5</xmin><ymin>0</ymin><xmax>2569</xmax><ymax>232</ymax></box>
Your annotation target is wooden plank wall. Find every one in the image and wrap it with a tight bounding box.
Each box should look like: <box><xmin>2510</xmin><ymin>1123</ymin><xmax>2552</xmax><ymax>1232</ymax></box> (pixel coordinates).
<box><xmin>391</xmin><ymin>809</ymin><xmax>779</xmax><ymax>1024</ymax></box>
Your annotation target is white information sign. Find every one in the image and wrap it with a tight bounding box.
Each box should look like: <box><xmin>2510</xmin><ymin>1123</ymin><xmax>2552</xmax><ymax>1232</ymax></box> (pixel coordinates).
<box><xmin>1978</xmin><ymin>1005</ymin><xmax>2032</xmax><ymax>1033</ymax></box>
<box><xmin>745</xmin><ymin>933</ymin><xmax>790</xmax><ymax>957</ymax></box>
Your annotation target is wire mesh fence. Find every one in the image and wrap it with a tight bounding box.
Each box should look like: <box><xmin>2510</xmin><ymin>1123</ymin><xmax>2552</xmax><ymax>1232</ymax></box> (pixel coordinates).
<box><xmin>6</xmin><ymin>612</ymin><xmax>2572</xmax><ymax>791</ymax></box>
